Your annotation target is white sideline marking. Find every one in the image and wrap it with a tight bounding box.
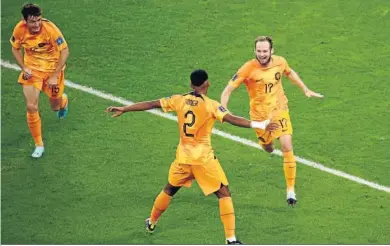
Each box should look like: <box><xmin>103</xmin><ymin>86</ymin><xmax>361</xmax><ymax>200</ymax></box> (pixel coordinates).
<box><xmin>2</xmin><ymin>59</ymin><xmax>389</xmax><ymax>193</ymax></box>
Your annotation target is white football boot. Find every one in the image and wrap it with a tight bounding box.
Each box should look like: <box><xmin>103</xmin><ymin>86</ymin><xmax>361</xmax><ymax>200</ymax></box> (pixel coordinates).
<box><xmin>31</xmin><ymin>146</ymin><xmax>45</xmax><ymax>158</ymax></box>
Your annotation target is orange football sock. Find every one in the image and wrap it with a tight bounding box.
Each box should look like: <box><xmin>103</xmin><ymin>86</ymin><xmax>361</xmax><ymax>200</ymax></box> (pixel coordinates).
<box><xmin>283</xmin><ymin>151</ymin><xmax>296</xmax><ymax>192</ymax></box>
<box><xmin>27</xmin><ymin>111</ymin><xmax>43</xmax><ymax>146</ymax></box>
<box><xmin>219</xmin><ymin>197</ymin><xmax>235</xmax><ymax>239</ymax></box>
<box><xmin>150</xmin><ymin>191</ymin><xmax>172</xmax><ymax>224</ymax></box>
<box><xmin>60</xmin><ymin>94</ymin><xmax>68</xmax><ymax>109</ymax></box>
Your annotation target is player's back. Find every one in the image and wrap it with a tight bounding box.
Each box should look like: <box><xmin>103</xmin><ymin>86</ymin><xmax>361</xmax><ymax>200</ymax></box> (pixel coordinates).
<box><xmin>160</xmin><ymin>91</ymin><xmax>228</xmax><ymax>165</ymax></box>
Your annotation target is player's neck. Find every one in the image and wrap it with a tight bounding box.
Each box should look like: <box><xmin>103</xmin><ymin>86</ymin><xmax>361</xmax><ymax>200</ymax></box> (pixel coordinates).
<box><xmin>193</xmin><ymin>89</ymin><xmax>206</xmax><ymax>95</ymax></box>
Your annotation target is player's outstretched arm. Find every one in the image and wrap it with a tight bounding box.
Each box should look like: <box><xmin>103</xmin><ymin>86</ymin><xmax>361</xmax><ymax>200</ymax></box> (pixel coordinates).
<box><xmin>221</xmin><ymin>84</ymin><xmax>236</xmax><ymax>109</ymax></box>
<box><xmin>286</xmin><ymin>69</ymin><xmax>324</xmax><ymax>98</ymax></box>
<box><xmin>223</xmin><ymin>113</ymin><xmax>279</xmax><ymax>131</ymax></box>
<box><xmin>105</xmin><ymin>100</ymin><xmax>161</xmax><ymax>117</ymax></box>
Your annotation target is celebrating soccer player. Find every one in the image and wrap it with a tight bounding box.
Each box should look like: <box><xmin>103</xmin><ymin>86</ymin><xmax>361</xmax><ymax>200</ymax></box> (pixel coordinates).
<box><xmin>221</xmin><ymin>36</ymin><xmax>324</xmax><ymax>206</ymax></box>
<box><xmin>106</xmin><ymin>69</ymin><xmax>279</xmax><ymax>244</ymax></box>
<box><xmin>10</xmin><ymin>3</ymin><xmax>70</xmax><ymax>158</ymax></box>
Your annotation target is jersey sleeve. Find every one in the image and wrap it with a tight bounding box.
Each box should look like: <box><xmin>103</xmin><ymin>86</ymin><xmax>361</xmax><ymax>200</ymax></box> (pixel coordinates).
<box><xmin>228</xmin><ymin>61</ymin><xmax>252</xmax><ymax>88</ymax></box>
<box><xmin>47</xmin><ymin>21</ymin><xmax>68</xmax><ymax>51</ymax></box>
<box><xmin>160</xmin><ymin>95</ymin><xmax>182</xmax><ymax>112</ymax></box>
<box><xmin>211</xmin><ymin>101</ymin><xmax>229</xmax><ymax>123</ymax></box>
<box><xmin>10</xmin><ymin>23</ymin><xmax>23</xmax><ymax>49</ymax></box>
<box><xmin>282</xmin><ymin>57</ymin><xmax>292</xmax><ymax>75</ymax></box>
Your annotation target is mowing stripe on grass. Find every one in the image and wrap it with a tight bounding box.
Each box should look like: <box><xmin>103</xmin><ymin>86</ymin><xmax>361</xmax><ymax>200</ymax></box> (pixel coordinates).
<box><xmin>2</xmin><ymin>59</ymin><xmax>389</xmax><ymax>193</ymax></box>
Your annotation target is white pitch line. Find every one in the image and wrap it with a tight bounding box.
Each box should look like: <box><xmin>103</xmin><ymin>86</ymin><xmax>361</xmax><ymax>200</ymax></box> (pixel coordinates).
<box><xmin>2</xmin><ymin>59</ymin><xmax>389</xmax><ymax>193</ymax></box>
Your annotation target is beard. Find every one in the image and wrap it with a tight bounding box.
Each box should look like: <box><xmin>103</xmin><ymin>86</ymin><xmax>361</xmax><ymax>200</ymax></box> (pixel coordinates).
<box><xmin>256</xmin><ymin>56</ymin><xmax>271</xmax><ymax>66</ymax></box>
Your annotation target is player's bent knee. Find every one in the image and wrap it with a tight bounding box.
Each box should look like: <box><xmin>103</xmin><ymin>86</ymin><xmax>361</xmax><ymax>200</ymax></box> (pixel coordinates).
<box><xmin>214</xmin><ymin>184</ymin><xmax>231</xmax><ymax>199</ymax></box>
<box><xmin>261</xmin><ymin>144</ymin><xmax>274</xmax><ymax>153</ymax></box>
<box><xmin>26</xmin><ymin>103</ymin><xmax>38</xmax><ymax>113</ymax></box>
<box><xmin>163</xmin><ymin>183</ymin><xmax>181</xmax><ymax>196</ymax></box>
<box><xmin>281</xmin><ymin>146</ymin><xmax>292</xmax><ymax>152</ymax></box>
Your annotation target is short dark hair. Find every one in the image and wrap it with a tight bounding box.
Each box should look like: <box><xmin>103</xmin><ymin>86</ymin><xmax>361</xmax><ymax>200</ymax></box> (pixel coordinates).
<box><xmin>254</xmin><ymin>36</ymin><xmax>273</xmax><ymax>50</ymax></box>
<box><xmin>190</xmin><ymin>69</ymin><xmax>208</xmax><ymax>87</ymax></box>
<box><xmin>21</xmin><ymin>3</ymin><xmax>42</xmax><ymax>21</ymax></box>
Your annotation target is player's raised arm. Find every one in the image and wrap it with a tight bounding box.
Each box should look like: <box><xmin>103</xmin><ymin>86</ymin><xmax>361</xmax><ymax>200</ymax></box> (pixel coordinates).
<box><xmin>286</xmin><ymin>69</ymin><xmax>324</xmax><ymax>98</ymax></box>
<box><xmin>105</xmin><ymin>100</ymin><xmax>161</xmax><ymax>118</ymax></box>
<box><xmin>222</xmin><ymin>113</ymin><xmax>279</xmax><ymax>131</ymax></box>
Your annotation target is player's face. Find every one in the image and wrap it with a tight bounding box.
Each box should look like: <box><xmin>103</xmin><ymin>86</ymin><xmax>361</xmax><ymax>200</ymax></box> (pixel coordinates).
<box><xmin>26</xmin><ymin>15</ymin><xmax>42</xmax><ymax>34</ymax></box>
<box><xmin>255</xmin><ymin>41</ymin><xmax>273</xmax><ymax>66</ymax></box>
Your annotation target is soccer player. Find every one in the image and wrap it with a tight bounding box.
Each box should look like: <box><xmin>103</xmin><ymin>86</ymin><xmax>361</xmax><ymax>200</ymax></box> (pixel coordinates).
<box><xmin>106</xmin><ymin>69</ymin><xmax>279</xmax><ymax>244</ymax></box>
<box><xmin>10</xmin><ymin>3</ymin><xmax>70</xmax><ymax>158</ymax></box>
<box><xmin>220</xmin><ymin>36</ymin><xmax>324</xmax><ymax>206</ymax></box>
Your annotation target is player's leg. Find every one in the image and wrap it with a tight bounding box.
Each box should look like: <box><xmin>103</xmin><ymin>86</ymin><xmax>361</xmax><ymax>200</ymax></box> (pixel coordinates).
<box><xmin>279</xmin><ymin>134</ymin><xmax>297</xmax><ymax>206</ymax></box>
<box><xmin>214</xmin><ymin>185</ymin><xmax>242</xmax><ymax>245</ymax></box>
<box><xmin>146</xmin><ymin>183</ymin><xmax>181</xmax><ymax>233</ymax></box>
<box><xmin>193</xmin><ymin>159</ymin><xmax>241</xmax><ymax>244</ymax></box>
<box><xmin>255</xmin><ymin>128</ymin><xmax>274</xmax><ymax>153</ymax></box>
<box><xmin>261</xmin><ymin>142</ymin><xmax>274</xmax><ymax>153</ymax></box>
<box><xmin>22</xmin><ymin>78</ymin><xmax>44</xmax><ymax>158</ymax></box>
<box><xmin>44</xmin><ymin>71</ymin><xmax>68</xmax><ymax>119</ymax></box>
<box><xmin>146</xmin><ymin>162</ymin><xmax>191</xmax><ymax>233</ymax></box>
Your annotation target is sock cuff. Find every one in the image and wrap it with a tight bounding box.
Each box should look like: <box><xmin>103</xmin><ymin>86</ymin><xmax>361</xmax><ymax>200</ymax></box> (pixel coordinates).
<box><xmin>160</xmin><ymin>190</ymin><xmax>173</xmax><ymax>200</ymax></box>
<box><xmin>27</xmin><ymin>111</ymin><xmax>39</xmax><ymax>118</ymax></box>
<box><xmin>27</xmin><ymin>112</ymin><xmax>40</xmax><ymax>123</ymax></box>
<box><xmin>219</xmin><ymin>197</ymin><xmax>234</xmax><ymax>214</ymax></box>
<box><xmin>283</xmin><ymin>150</ymin><xmax>294</xmax><ymax>158</ymax></box>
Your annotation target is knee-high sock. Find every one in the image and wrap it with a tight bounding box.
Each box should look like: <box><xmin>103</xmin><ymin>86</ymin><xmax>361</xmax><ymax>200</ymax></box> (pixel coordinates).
<box><xmin>27</xmin><ymin>111</ymin><xmax>43</xmax><ymax>146</ymax></box>
<box><xmin>283</xmin><ymin>151</ymin><xmax>296</xmax><ymax>192</ymax></box>
<box><xmin>219</xmin><ymin>197</ymin><xmax>235</xmax><ymax>239</ymax></box>
<box><xmin>150</xmin><ymin>191</ymin><xmax>172</xmax><ymax>224</ymax></box>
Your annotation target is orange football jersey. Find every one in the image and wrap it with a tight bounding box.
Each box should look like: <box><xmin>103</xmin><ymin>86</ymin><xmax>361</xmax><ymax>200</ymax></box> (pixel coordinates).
<box><xmin>10</xmin><ymin>19</ymin><xmax>68</xmax><ymax>73</ymax></box>
<box><xmin>229</xmin><ymin>55</ymin><xmax>291</xmax><ymax>120</ymax></box>
<box><xmin>160</xmin><ymin>92</ymin><xmax>229</xmax><ymax>165</ymax></box>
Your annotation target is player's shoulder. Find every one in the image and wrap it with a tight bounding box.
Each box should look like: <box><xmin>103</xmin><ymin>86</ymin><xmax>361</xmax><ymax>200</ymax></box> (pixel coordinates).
<box><xmin>13</xmin><ymin>20</ymin><xmax>26</xmax><ymax>32</ymax></box>
<box><xmin>163</xmin><ymin>94</ymin><xmax>182</xmax><ymax>100</ymax></box>
<box><xmin>203</xmin><ymin>95</ymin><xmax>221</xmax><ymax>109</ymax></box>
<box><xmin>11</xmin><ymin>21</ymin><xmax>27</xmax><ymax>40</ymax></box>
<box><xmin>243</xmin><ymin>59</ymin><xmax>258</xmax><ymax>68</ymax></box>
<box><xmin>41</xmin><ymin>19</ymin><xmax>61</xmax><ymax>32</ymax></box>
<box><xmin>41</xmin><ymin>18</ymin><xmax>54</xmax><ymax>27</ymax></box>
<box><xmin>272</xmin><ymin>55</ymin><xmax>288</xmax><ymax>65</ymax></box>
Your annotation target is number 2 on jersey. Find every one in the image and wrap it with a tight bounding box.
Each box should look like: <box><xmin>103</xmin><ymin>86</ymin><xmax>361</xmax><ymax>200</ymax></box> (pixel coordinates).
<box><xmin>183</xmin><ymin>110</ymin><xmax>196</xmax><ymax>137</ymax></box>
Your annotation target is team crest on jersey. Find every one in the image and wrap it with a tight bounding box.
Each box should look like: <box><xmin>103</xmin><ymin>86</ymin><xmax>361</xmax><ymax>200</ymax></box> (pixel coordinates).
<box><xmin>275</xmin><ymin>72</ymin><xmax>281</xmax><ymax>81</ymax></box>
<box><xmin>56</xmin><ymin>37</ymin><xmax>64</xmax><ymax>46</ymax></box>
<box><xmin>231</xmin><ymin>73</ymin><xmax>238</xmax><ymax>81</ymax></box>
<box><xmin>218</xmin><ymin>106</ymin><xmax>227</xmax><ymax>112</ymax></box>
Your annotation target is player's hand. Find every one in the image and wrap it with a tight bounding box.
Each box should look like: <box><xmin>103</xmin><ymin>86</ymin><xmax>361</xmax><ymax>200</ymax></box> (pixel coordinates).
<box><xmin>105</xmin><ymin>106</ymin><xmax>125</xmax><ymax>117</ymax></box>
<box><xmin>304</xmin><ymin>88</ymin><xmax>324</xmax><ymax>98</ymax></box>
<box><xmin>47</xmin><ymin>75</ymin><xmax>58</xmax><ymax>89</ymax></box>
<box><xmin>22</xmin><ymin>66</ymin><xmax>33</xmax><ymax>80</ymax></box>
<box><xmin>265</xmin><ymin>122</ymin><xmax>280</xmax><ymax>132</ymax></box>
